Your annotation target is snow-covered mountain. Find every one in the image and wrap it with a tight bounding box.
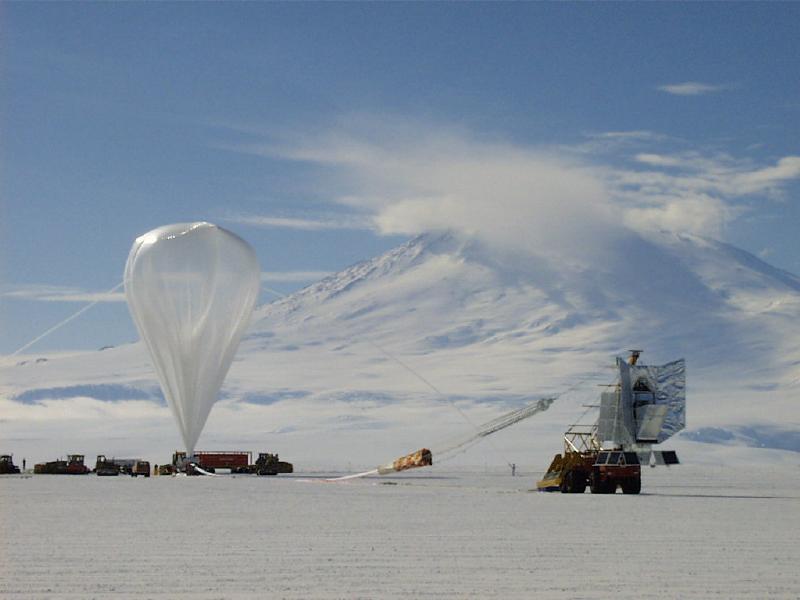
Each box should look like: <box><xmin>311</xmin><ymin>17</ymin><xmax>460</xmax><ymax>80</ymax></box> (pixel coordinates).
<box><xmin>3</xmin><ymin>230</ymin><xmax>799</xmax><ymax>468</ymax></box>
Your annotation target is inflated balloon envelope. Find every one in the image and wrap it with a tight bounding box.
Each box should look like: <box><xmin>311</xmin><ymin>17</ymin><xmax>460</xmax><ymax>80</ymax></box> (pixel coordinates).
<box><xmin>124</xmin><ymin>222</ymin><xmax>260</xmax><ymax>457</ymax></box>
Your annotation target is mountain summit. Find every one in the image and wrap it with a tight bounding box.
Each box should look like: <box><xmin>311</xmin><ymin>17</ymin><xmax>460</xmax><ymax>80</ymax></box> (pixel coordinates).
<box><xmin>249</xmin><ymin>229</ymin><xmax>799</xmax><ymax>390</ymax></box>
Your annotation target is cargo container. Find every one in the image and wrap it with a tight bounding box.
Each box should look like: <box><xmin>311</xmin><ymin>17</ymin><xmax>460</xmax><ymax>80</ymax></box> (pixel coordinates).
<box><xmin>173</xmin><ymin>451</ymin><xmax>251</xmax><ymax>472</ymax></box>
<box><xmin>170</xmin><ymin>450</ymin><xmax>293</xmax><ymax>475</ymax></box>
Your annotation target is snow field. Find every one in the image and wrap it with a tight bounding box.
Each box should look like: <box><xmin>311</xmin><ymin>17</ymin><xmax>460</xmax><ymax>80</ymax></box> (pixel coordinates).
<box><xmin>1</xmin><ymin>466</ymin><xmax>798</xmax><ymax>599</ymax></box>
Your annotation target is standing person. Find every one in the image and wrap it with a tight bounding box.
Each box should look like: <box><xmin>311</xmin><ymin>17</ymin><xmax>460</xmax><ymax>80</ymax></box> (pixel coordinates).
<box><xmin>511</xmin><ymin>463</ymin><xmax>516</xmax><ymax>477</ymax></box>
<box><xmin>22</xmin><ymin>458</ymin><xmax>26</xmax><ymax>472</ymax></box>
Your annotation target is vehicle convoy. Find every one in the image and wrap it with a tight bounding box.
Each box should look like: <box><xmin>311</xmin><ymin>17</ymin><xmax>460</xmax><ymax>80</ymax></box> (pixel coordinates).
<box><xmin>537</xmin><ymin>351</ymin><xmax>684</xmax><ymax>494</ymax></box>
<box><xmin>169</xmin><ymin>450</ymin><xmax>293</xmax><ymax>475</ymax></box>
<box><xmin>0</xmin><ymin>455</ymin><xmax>21</xmax><ymax>475</ymax></box>
<box><xmin>34</xmin><ymin>454</ymin><xmax>91</xmax><ymax>475</ymax></box>
<box><xmin>94</xmin><ymin>456</ymin><xmax>151</xmax><ymax>477</ymax></box>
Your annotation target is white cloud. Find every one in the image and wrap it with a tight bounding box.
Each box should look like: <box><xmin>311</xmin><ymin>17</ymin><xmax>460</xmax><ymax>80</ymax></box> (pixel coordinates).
<box><xmin>634</xmin><ymin>153</ymin><xmax>685</xmax><ymax>168</ymax></box>
<box><xmin>225</xmin><ymin>213</ymin><xmax>375</xmax><ymax>232</ymax></box>
<box><xmin>620</xmin><ymin>152</ymin><xmax>800</xmax><ymax>199</ymax></box>
<box><xmin>734</xmin><ymin>156</ymin><xmax>800</xmax><ymax>193</ymax></box>
<box><xmin>611</xmin><ymin>152</ymin><xmax>800</xmax><ymax>236</ymax></box>
<box><xmin>261</xmin><ymin>271</ymin><xmax>332</xmax><ymax>283</ymax></box>
<box><xmin>2</xmin><ymin>285</ymin><xmax>125</xmax><ymax>303</ymax></box>
<box><xmin>657</xmin><ymin>82</ymin><xmax>727</xmax><ymax>96</ymax></box>
<box><xmin>245</xmin><ymin>124</ymin><xmax>627</xmax><ymax>264</ymax></box>
<box><xmin>586</xmin><ymin>130</ymin><xmax>665</xmax><ymax>142</ymax></box>
<box><xmin>569</xmin><ymin>131</ymin><xmax>673</xmax><ymax>159</ymax></box>
<box><xmin>622</xmin><ymin>194</ymin><xmax>736</xmax><ymax>239</ymax></box>
<box><xmin>222</xmin><ymin>118</ymin><xmax>800</xmax><ymax>255</ymax></box>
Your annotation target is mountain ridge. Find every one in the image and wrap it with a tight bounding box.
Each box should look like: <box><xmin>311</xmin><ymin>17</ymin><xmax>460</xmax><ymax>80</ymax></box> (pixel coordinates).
<box><xmin>2</xmin><ymin>230</ymin><xmax>799</xmax><ymax>464</ymax></box>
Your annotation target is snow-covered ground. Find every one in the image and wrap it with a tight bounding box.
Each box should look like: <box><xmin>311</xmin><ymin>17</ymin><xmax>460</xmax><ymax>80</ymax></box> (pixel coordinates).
<box><xmin>1</xmin><ymin>466</ymin><xmax>799</xmax><ymax>599</ymax></box>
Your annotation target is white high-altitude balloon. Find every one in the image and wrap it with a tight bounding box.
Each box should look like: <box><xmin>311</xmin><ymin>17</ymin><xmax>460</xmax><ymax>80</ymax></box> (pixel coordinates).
<box><xmin>124</xmin><ymin>222</ymin><xmax>260</xmax><ymax>456</ymax></box>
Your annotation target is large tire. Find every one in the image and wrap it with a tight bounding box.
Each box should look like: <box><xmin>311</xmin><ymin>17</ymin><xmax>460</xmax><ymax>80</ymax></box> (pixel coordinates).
<box><xmin>590</xmin><ymin>473</ymin><xmax>614</xmax><ymax>494</ymax></box>
<box><xmin>621</xmin><ymin>476</ymin><xmax>641</xmax><ymax>494</ymax></box>
<box><xmin>571</xmin><ymin>471</ymin><xmax>587</xmax><ymax>494</ymax></box>
<box><xmin>560</xmin><ymin>470</ymin><xmax>586</xmax><ymax>493</ymax></box>
<box><xmin>559</xmin><ymin>470</ymin><xmax>572</xmax><ymax>493</ymax></box>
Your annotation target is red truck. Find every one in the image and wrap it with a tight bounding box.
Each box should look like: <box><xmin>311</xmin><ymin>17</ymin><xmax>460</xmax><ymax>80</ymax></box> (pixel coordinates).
<box><xmin>173</xmin><ymin>451</ymin><xmax>251</xmax><ymax>473</ymax></box>
<box><xmin>34</xmin><ymin>454</ymin><xmax>90</xmax><ymax>475</ymax></box>
<box><xmin>171</xmin><ymin>450</ymin><xmax>293</xmax><ymax>475</ymax></box>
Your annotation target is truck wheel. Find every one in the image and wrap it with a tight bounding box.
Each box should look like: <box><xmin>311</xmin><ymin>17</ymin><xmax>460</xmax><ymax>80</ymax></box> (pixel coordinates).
<box><xmin>621</xmin><ymin>477</ymin><xmax>641</xmax><ymax>494</ymax></box>
<box><xmin>571</xmin><ymin>471</ymin><xmax>586</xmax><ymax>494</ymax></box>
<box><xmin>590</xmin><ymin>473</ymin><xmax>613</xmax><ymax>494</ymax></box>
<box><xmin>560</xmin><ymin>470</ymin><xmax>584</xmax><ymax>493</ymax></box>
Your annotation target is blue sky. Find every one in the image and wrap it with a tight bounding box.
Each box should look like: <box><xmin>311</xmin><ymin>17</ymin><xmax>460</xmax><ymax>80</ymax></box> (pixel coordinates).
<box><xmin>2</xmin><ymin>3</ymin><xmax>799</xmax><ymax>354</ymax></box>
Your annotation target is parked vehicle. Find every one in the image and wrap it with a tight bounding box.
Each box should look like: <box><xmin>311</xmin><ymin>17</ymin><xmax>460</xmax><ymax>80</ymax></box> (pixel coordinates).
<box><xmin>170</xmin><ymin>450</ymin><xmax>293</xmax><ymax>475</ymax></box>
<box><xmin>130</xmin><ymin>460</ymin><xmax>151</xmax><ymax>477</ymax></box>
<box><xmin>0</xmin><ymin>455</ymin><xmax>21</xmax><ymax>475</ymax></box>
<box><xmin>537</xmin><ymin>351</ymin><xmax>683</xmax><ymax>494</ymax></box>
<box><xmin>253</xmin><ymin>452</ymin><xmax>293</xmax><ymax>476</ymax></box>
<box><xmin>94</xmin><ymin>455</ymin><xmax>121</xmax><ymax>476</ymax></box>
<box><xmin>34</xmin><ymin>454</ymin><xmax>90</xmax><ymax>475</ymax></box>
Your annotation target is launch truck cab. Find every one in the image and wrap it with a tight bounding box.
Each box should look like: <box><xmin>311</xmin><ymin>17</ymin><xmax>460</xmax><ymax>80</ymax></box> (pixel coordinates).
<box><xmin>591</xmin><ymin>451</ymin><xmax>641</xmax><ymax>494</ymax></box>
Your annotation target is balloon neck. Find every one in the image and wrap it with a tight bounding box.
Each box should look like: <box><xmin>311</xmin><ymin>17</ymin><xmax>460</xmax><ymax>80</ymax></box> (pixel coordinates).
<box><xmin>174</xmin><ymin>453</ymin><xmax>196</xmax><ymax>470</ymax></box>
